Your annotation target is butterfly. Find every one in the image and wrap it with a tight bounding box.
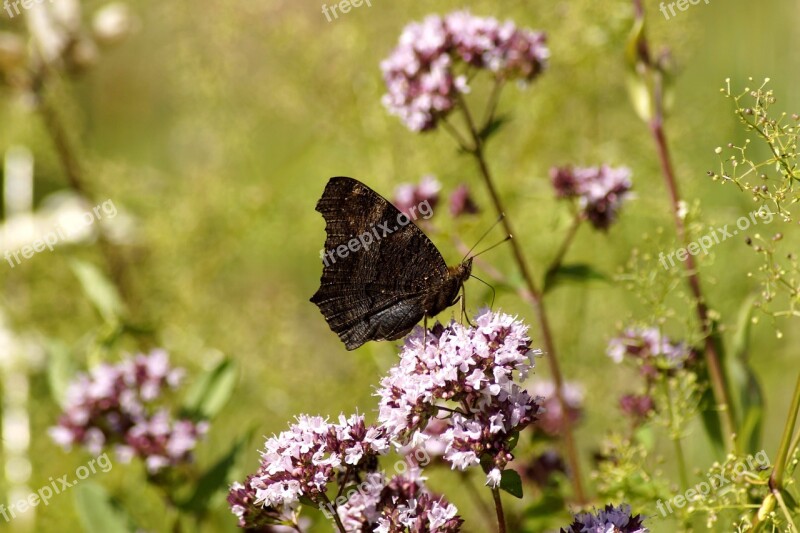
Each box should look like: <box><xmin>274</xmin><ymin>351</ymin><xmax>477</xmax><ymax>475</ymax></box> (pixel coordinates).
<box><xmin>310</xmin><ymin>177</ymin><xmax>472</xmax><ymax>350</ymax></box>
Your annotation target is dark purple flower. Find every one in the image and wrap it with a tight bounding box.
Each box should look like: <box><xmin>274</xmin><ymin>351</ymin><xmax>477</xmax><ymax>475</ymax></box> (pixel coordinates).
<box><xmin>338</xmin><ymin>472</ymin><xmax>463</xmax><ymax>532</ymax></box>
<box><xmin>560</xmin><ymin>504</ymin><xmax>649</xmax><ymax>533</ymax></box>
<box><xmin>449</xmin><ymin>183</ymin><xmax>480</xmax><ymax>217</ymax></box>
<box><xmin>377</xmin><ymin>309</ymin><xmax>541</xmax><ymax>487</ymax></box>
<box><xmin>549</xmin><ymin>165</ymin><xmax>633</xmax><ymax>230</ymax></box>
<box><xmin>48</xmin><ymin>350</ymin><xmax>207</xmax><ymax>473</ymax></box>
<box><xmin>619</xmin><ymin>394</ymin><xmax>655</xmax><ymax>423</ymax></box>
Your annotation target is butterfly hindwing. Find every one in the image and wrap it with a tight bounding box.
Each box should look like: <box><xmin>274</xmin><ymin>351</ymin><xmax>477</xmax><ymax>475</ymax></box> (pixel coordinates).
<box><xmin>310</xmin><ymin>177</ymin><xmax>450</xmax><ymax>349</ymax></box>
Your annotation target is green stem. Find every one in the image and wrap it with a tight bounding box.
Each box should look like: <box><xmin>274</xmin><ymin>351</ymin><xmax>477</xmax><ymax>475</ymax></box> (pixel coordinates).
<box><xmin>546</xmin><ymin>211</ymin><xmax>583</xmax><ymax>276</ymax></box>
<box><xmin>35</xmin><ymin>74</ymin><xmax>138</xmax><ymax>315</ymax></box>
<box><xmin>461</xmin><ymin>471</ymin><xmax>497</xmax><ymax>532</ymax></box>
<box><xmin>662</xmin><ymin>377</ymin><xmax>689</xmax><ymax>491</ymax></box>
<box><xmin>753</xmin><ymin>372</ymin><xmax>800</xmax><ymax>530</ymax></box>
<box><xmin>771</xmin><ymin>372</ymin><xmax>800</xmax><ymax>490</ymax></box>
<box><xmin>633</xmin><ymin>0</ymin><xmax>737</xmax><ymax>452</ymax></box>
<box><xmin>320</xmin><ymin>494</ymin><xmax>348</xmax><ymax>533</ymax></box>
<box><xmin>454</xmin><ymin>92</ymin><xmax>587</xmax><ymax>504</ymax></box>
<box><xmin>491</xmin><ymin>488</ymin><xmax>507</xmax><ymax>533</ymax></box>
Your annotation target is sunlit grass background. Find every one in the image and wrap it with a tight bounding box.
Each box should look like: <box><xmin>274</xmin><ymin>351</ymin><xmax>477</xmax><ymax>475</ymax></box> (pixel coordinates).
<box><xmin>1</xmin><ymin>0</ymin><xmax>799</xmax><ymax>531</ymax></box>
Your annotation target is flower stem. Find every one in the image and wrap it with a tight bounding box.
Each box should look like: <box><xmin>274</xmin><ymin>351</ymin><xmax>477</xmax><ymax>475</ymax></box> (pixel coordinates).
<box><xmin>491</xmin><ymin>488</ymin><xmax>507</xmax><ymax>533</ymax></box>
<box><xmin>632</xmin><ymin>1</ymin><xmax>737</xmax><ymax>452</ymax></box>
<box><xmin>770</xmin><ymin>371</ymin><xmax>800</xmax><ymax>490</ymax></box>
<box><xmin>35</xmin><ymin>75</ymin><xmax>137</xmax><ymax>313</ymax></box>
<box><xmin>461</xmin><ymin>471</ymin><xmax>497</xmax><ymax>532</ymax></box>
<box><xmin>662</xmin><ymin>377</ymin><xmax>689</xmax><ymax>491</ymax></box>
<box><xmin>455</xmin><ymin>93</ymin><xmax>587</xmax><ymax>504</ymax></box>
<box><xmin>320</xmin><ymin>494</ymin><xmax>348</xmax><ymax>533</ymax></box>
<box><xmin>547</xmin><ymin>211</ymin><xmax>583</xmax><ymax>276</ymax></box>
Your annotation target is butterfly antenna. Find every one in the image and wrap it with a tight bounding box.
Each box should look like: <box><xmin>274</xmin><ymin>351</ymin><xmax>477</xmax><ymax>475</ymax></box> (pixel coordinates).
<box><xmin>469</xmin><ymin>274</ymin><xmax>497</xmax><ymax>309</ymax></box>
<box><xmin>461</xmin><ymin>213</ymin><xmax>506</xmax><ymax>262</ymax></box>
<box><xmin>470</xmin><ymin>235</ymin><xmax>512</xmax><ymax>259</ymax></box>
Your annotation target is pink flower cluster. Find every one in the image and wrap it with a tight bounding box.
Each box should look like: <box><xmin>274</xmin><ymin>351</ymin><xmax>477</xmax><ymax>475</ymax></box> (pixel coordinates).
<box><xmin>227</xmin><ymin>475</ymin><xmax>297</xmax><ymax>531</ymax></box>
<box><xmin>376</xmin><ymin>310</ymin><xmax>541</xmax><ymax>487</ymax></box>
<box><xmin>48</xmin><ymin>350</ymin><xmax>207</xmax><ymax>473</ymax></box>
<box><xmin>606</xmin><ymin>326</ymin><xmax>691</xmax><ymax>369</ymax></box>
<box><xmin>550</xmin><ymin>165</ymin><xmax>633</xmax><ymax>230</ymax></box>
<box><xmin>393</xmin><ymin>175</ymin><xmax>441</xmax><ymax>218</ymax></box>
<box><xmin>244</xmin><ymin>414</ymin><xmax>388</xmax><ymax>513</ymax></box>
<box><xmin>381</xmin><ymin>11</ymin><xmax>549</xmax><ymax>131</ymax></box>
<box><xmin>338</xmin><ymin>472</ymin><xmax>463</xmax><ymax>532</ymax></box>
<box><xmin>530</xmin><ymin>380</ymin><xmax>584</xmax><ymax>438</ymax></box>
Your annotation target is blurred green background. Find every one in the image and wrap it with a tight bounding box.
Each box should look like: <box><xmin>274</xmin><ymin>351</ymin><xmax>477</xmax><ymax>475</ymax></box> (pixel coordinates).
<box><xmin>1</xmin><ymin>0</ymin><xmax>799</xmax><ymax>531</ymax></box>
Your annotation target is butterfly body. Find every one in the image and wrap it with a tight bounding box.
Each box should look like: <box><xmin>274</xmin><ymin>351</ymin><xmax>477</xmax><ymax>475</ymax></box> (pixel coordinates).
<box><xmin>310</xmin><ymin>177</ymin><xmax>472</xmax><ymax>350</ymax></box>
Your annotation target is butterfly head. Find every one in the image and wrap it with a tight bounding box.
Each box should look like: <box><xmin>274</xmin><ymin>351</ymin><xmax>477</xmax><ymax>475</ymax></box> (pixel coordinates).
<box><xmin>451</xmin><ymin>257</ymin><xmax>473</xmax><ymax>285</ymax></box>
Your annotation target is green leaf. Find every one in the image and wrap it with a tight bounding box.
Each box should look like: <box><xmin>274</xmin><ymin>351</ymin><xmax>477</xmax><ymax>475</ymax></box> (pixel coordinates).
<box><xmin>729</xmin><ymin>296</ymin><xmax>764</xmax><ymax>454</ymax></box>
<box><xmin>73</xmin><ymin>481</ymin><xmax>135</xmax><ymax>533</ymax></box>
<box><xmin>70</xmin><ymin>260</ymin><xmax>126</xmax><ymax>324</ymax></box>
<box><xmin>624</xmin><ymin>16</ymin><xmax>653</xmax><ymax>123</ymax></box>
<box><xmin>521</xmin><ymin>491</ymin><xmax>568</xmax><ymax>531</ymax></box>
<box><xmin>478</xmin><ymin>115</ymin><xmax>509</xmax><ymax>143</ymax></box>
<box><xmin>499</xmin><ymin>469</ymin><xmax>523</xmax><ymax>499</ymax></box>
<box><xmin>698</xmin><ymin>324</ymin><xmax>727</xmax><ymax>458</ymax></box>
<box><xmin>780</xmin><ymin>489</ymin><xmax>800</xmax><ymax>512</ymax></box>
<box><xmin>181</xmin><ymin>358</ymin><xmax>237</xmax><ymax>420</ymax></box>
<box><xmin>543</xmin><ymin>264</ymin><xmax>609</xmax><ymax>293</ymax></box>
<box><xmin>45</xmin><ymin>339</ymin><xmax>77</xmax><ymax>407</ymax></box>
<box><xmin>180</xmin><ymin>428</ymin><xmax>255</xmax><ymax>512</ymax></box>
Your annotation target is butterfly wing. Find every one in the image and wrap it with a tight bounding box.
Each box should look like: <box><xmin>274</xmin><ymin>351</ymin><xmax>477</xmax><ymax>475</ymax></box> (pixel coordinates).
<box><xmin>310</xmin><ymin>176</ymin><xmax>450</xmax><ymax>350</ymax></box>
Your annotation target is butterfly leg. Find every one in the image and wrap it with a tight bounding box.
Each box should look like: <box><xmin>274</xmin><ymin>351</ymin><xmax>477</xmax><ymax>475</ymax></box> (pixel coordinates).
<box><xmin>460</xmin><ymin>287</ymin><xmax>474</xmax><ymax>327</ymax></box>
<box><xmin>423</xmin><ymin>316</ymin><xmax>428</xmax><ymax>345</ymax></box>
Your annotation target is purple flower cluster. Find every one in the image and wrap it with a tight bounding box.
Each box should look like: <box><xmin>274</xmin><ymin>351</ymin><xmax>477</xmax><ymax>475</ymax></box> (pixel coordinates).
<box><xmin>48</xmin><ymin>350</ymin><xmax>207</xmax><ymax>473</ymax></box>
<box><xmin>228</xmin><ymin>475</ymin><xmax>300</xmax><ymax>531</ymax></box>
<box><xmin>550</xmin><ymin>165</ymin><xmax>633</xmax><ymax>230</ymax></box>
<box><xmin>530</xmin><ymin>380</ymin><xmax>584</xmax><ymax>438</ymax></box>
<box><xmin>394</xmin><ymin>175</ymin><xmax>441</xmax><ymax>218</ymax></box>
<box><xmin>619</xmin><ymin>393</ymin><xmax>655</xmax><ymax>423</ymax></box>
<box><xmin>242</xmin><ymin>414</ymin><xmax>388</xmax><ymax>513</ymax></box>
<box><xmin>338</xmin><ymin>472</ymin><xmax>463</xmax><ymax>532</ymax></box>
<box><xmin>606</xmin><ymin>326</ymin><xmax>691</xmax><ymax>370</ymax></box>
<box><xmin>381</xmin><ymin>11</ymin><xmax>549</xmax><ymax>131</ymax></box>
<box><xmin>449</xmin><ymin>184</ymin><xmax>480</xmax><ymax>217</ymax></box>
<box><xmin>560</xmin><ymin>504</ymin><xmax>649</xmax><ymax>533</ymax></box>
<box><xmin>377</xmin><ymin>309</ymin><xmax>541</xmax><ymax>487</ymax></box>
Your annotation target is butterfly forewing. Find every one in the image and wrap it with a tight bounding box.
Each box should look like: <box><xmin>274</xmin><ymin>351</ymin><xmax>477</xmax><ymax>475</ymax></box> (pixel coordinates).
<box><xmin>311</xmin><ymin>177</ymin><xmax>451</xmax><ymax>349</ymax></box>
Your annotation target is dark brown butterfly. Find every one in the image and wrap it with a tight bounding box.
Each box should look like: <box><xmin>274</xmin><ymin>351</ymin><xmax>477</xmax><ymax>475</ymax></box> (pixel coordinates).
<box><xmin>310</xmin><ymin>177</ymin><xmax>472</xmax><ymax>350</ymax></box>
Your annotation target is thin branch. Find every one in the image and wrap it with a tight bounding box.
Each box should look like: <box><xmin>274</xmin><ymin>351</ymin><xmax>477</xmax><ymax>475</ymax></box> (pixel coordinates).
<box><xmin>454</xmin><ymin>91</ymin><xmax>587</xmax><ymax>503</ymax></box>
<box><xmin>491</xmin><ymin>487</ymin><xmax>507</xmax><ymax>533</ymax></box>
